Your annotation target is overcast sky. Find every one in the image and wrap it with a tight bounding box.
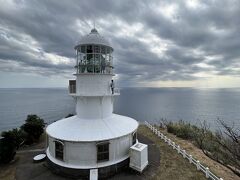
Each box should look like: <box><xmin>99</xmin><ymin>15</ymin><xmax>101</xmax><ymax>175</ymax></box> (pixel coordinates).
<box><xmin>0</xmin><ymin>0</ymin><xmax>240</xmax><ymax>88</ymax></box>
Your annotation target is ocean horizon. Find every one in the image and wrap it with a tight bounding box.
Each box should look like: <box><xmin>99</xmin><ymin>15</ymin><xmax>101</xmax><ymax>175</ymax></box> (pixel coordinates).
<box><xmin>0</xmin><ymin>87</ymin><xmax>240</xmax><ymax>132</ymax></box>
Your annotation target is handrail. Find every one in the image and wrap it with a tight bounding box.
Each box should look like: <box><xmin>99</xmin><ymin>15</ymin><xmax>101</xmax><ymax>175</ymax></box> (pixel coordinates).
<box><xmin>145</xmin><ymin>121</ymin><xmax>223</xmax><ymax>180</ymax></box>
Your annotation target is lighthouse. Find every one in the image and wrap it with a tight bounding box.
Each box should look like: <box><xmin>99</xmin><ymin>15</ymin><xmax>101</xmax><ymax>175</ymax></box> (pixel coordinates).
<box><xmin>46</xmin><ymin>28</ymin><xmax>139</xmax><ymax>178</ymax></box>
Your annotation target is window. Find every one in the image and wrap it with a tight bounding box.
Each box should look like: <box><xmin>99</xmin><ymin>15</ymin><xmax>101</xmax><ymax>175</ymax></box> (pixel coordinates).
<box><xmin>101</xmin><ymin>46</ymin><xmax>106</xmax><ymax>54</ymax></box>
<box><xmin>94</xmin><ymin>45</ymin><xmax>100</xmax><ymax>53</ymax></box>
<box><xmin>80</xmin><ymin>45</ymin><xmax>86</xmax><ymax>53</ymax></box>
<box><xmin>97</xmin><ymin>142</ymin><xmax>109</xmax><ymax>162</ymax></box>
<box><xmin>55</xmin><ymin>140</ymin><xmax>64</xmax><ymax>161</ymax></box>
<box><xmin>132</xmin><ymin>132</ymin><xmax>137</xmax><ymax>145</ymax></box>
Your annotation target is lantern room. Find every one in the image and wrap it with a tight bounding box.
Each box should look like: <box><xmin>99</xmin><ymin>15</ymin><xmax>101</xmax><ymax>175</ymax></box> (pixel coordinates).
<box><xmin>74</xmin><ymin>28</ymin><xmax>114</xmax><ymax>74</ymax></box>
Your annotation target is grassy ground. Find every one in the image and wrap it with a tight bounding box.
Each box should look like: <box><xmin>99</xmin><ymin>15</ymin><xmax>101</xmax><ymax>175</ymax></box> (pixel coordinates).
<box><xmin>138</xmin><ymin>125</ymin><xmax>206</xmax><ymax>180</ymax></box>
<box><xmin>148</xmin><ymin>125</ymin><xmax>240</xmax><ymax>180</ymax></box>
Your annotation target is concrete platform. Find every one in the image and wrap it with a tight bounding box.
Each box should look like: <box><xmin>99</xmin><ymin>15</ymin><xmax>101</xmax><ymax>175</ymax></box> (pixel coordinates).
<box><xmin>15</xmin><ymin>134</ymin><xmax>160</xmax><ymax>180</ymax></box>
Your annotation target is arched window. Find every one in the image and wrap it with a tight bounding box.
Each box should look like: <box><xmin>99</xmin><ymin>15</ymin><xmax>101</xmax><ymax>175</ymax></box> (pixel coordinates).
<box><xmin>55</xmin><ymin>140</ymin><xmax>64</xmax><ymax>161</ymax></box>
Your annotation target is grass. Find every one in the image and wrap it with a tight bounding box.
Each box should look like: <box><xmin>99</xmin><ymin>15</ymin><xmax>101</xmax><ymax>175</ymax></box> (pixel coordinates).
<box><xmin>144</xmin><ymin>125</ymin><xmax>240</xmax><ymax>180</ymax></box>
<box><xmin>138</xmin><ymin>125</ymin><xmax>206</xmax><ymax>180</ymax></box>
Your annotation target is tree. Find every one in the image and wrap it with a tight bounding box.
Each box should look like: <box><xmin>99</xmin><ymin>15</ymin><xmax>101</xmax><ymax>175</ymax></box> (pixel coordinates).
<box><xmin>21</xmin><ymin>115</ymin><xmax>45</xmax><ymax>144</ymax></box>
<box><xmin>213</xmin><ymin>119</ymin><xmax>240</xmax><ymax>176</ymax></box>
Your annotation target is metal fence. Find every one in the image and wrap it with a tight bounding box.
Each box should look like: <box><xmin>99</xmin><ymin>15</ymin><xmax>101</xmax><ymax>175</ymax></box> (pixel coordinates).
<box><xmin>144</xmin><ymin>121</ymin><xmax>223</xmax><ymax>180</ymax></box>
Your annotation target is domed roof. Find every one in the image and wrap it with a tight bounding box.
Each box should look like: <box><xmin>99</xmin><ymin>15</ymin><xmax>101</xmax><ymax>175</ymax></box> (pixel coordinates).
<box><xmin>75</xmin><ymin>28</ymin><xmax>112</xmax><ymax>48</ymax></box>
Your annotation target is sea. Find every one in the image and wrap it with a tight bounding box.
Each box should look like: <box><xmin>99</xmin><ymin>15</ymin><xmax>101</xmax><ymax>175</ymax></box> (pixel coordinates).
<box><xmin>0</xmin><ymin>87</ymin><xmax>240</xmax><ymax>132</ymax></box>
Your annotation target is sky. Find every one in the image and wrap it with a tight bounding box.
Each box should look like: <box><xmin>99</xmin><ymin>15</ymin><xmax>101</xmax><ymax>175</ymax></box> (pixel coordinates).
<box><xmin>0</xmin><ymin>0</ymin><xmax>240</xmax><ymax>88</ymax></box>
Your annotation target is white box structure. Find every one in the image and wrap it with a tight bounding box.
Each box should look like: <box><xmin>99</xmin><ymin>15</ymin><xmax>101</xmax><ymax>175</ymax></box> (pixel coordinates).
<box><xmin>130</xmin><ymin>142</ymin><xmax>148</xmax><ymax>172</ymax></box>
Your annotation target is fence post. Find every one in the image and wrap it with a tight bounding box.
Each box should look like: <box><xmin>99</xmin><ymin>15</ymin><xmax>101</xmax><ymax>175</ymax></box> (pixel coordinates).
<box><xmin>205</xmin><ymin>167</ymin><xmax>209</xmax><ymax>178</ymax></box>
<box><xmin>172</xmin><ymin>142</ymin><xmax>175</xmax><ymax>149</ymax></box>
<box><xmin>189</xmin><ymin>155</ymin><xmax>192</xmax><ymax>164</ymax></box>
<box><xmin>164</xmin><ymin>136</ymin><xmax>167</xmax><ymax>142</ymax></box>
<box><xmin>219</xmin><ymin>178</ymin><xmax>224</xmax><ymax>180</ymax></box>
<box><xmin>177</xmin><ymin>145</ymin><xmax>180</xmax><ymax>153</ymax></box>
<box><xmin>168</xmin><ymin>139</ymin><xmax>171</xmax><ymax>145</ymax></box>
<box><xmin>158</xmin><ymin>131</ymin><xmax>160</xmax><ymax>137</ymax></box>
<box><xmin>183</xmin><ymin>150</ymin><xmax>186</xmax><ymax>158</ymax></box>
<box><xmin>196</xmin><ymin>160</ymin><xmax>200</xmax><ymax>170</ymax></box>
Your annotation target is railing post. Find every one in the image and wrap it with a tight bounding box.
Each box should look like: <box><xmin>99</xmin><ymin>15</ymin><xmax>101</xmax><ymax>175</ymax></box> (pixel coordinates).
<box><xmin>158</xmin><ymin>131</ymin><xmax>161</xmax><ymax>137</ymax></box>
<box><xmin>219</xmin><ymin>178</ymin><xmax>224</xmax><ymax>180</ymax></box>
<box><xmin>172</xmin><ymin>142</ymin><xmax>175</xmax><ymax>149</ymax></box>
<box><xmin>189</xmin><ymin>155</ymin><xmax>192</xmax><ymax>164</ymax></box>
<box><xmin>183</xmin><ymin>150</ymin><xmax>186</xmax><ymax>158</ymax></box>
<box><xmin>164</xmin><ymin>136</ymin><xmax>167</xmax><ymax>142</ymax></box>
<box><xmin>205</xmin><ymin>167</ymin><xmax>209</xmax><ymax>178</ymax></box>
<box><xmin>168</xmin><ymin>139</ymin><xmax>171</xmax><ymax>146</ymax></box>
<box><xmin>177</xmin><ymin>145</ymin><xmax>181</xmax><ymax>153</ymax></box>
<box><xmin>196</xmin><ymin>160</ymin><xmax>200</xmax><ymax>170</ymax></box>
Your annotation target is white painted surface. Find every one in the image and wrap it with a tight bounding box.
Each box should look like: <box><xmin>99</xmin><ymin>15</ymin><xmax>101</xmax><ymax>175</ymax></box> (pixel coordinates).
<box><xmin>76</xmin><ymin>74</ymin><xmax>112</xmax><ymax>96</ymax></box>
<box><xmin>33</xmin><ymin>154</ymin><xmax>46</xmax><ymax>161</ymax></box>
<box><xmin>46</xmin><ymin>133</ymin><xmax>135</xmax><ymax>169</ymax></box>
<box><xmin>75</xmin><ymin>29</ymin><xmax>112</xmax><ymax>48</ymax></box>
<box><xmin>90</xmin><ymin>169</ymin><xmax>98</xmax><ymax>180</ymax></box>
<box><xmin>76</xmin><ymin>96</ymin><xmax>113</xmax><ymax>119</ymax></box>
<box><xmin>46</xmin><ymin>114</ymin><xmax>138</xmax><ymax>142</ymax></box>
<box><xmin>130</xmin><ymin>143</ymin><xmax>148</xmax><ymax>172</ymax></box>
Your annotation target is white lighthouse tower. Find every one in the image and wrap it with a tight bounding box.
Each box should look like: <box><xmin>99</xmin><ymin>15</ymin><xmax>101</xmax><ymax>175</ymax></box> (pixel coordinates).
<box><xmin>46</xmin><ymin>28</ymin><xmax>139</xmax><ymax>178</ymax></box>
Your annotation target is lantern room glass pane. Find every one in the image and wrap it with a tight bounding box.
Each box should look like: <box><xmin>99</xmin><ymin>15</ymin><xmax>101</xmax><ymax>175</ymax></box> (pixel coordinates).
<box><xmin>94</xmin><ymin>45</ymin><xmax>100</xmax><ymax>53</ymax></box>
<box><xmin>101</xmin><ymin>46</ymin><xmax>106</xmax><ymax>54</ymax></box>
<box><xmin>80</xmin><ymin>45</ymin><xmax>86</xmax><ymax>53</ymax></box>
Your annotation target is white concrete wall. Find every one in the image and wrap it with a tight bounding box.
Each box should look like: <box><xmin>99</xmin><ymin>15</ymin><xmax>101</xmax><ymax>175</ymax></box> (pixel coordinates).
<box><xmin>76</xmin><ymin>96</ymin><xmax>113</xmax><ymax>119</ymax></box>
<box><xmin>65</xmin><ymin>142</ymin><xmax>96</xmax><ymax>167</ymax></box>
<box><xmin>76</xmin><ymin>74</ymin><xmax>112</xmax><ymax>96</ymax></box>
<box><xmin>47</xmin><ymin>132</ymin><xmax>135</xmax><ymax>168</ymax></box>
<box><xmin>48</xmin><ymin>136</ymin><xmax>55</xmax><ymax>158</ymax></box>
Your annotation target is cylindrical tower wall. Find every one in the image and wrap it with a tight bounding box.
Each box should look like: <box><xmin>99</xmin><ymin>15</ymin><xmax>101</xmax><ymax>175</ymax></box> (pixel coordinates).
<box><xmin>76</xmin><ymin>96</ymin><xmax>113</xmax><ymax>119</ymax></box>
<box><xmin>76</xmin><ymin>74</ymin><xmax>112</xmax><ymax>96</ymax></box>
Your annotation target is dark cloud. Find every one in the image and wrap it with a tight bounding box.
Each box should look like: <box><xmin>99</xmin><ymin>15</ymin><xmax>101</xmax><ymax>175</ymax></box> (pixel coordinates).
<box><xmin>0</xmin><ymin>0</ymin><xmax>240</xmax><ymax>87</ymax></box>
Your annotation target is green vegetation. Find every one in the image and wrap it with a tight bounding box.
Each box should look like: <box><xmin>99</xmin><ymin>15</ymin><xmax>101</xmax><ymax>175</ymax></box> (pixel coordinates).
<box><xmin>161</xmin><ymin>120</ymin><xmax>240</xmax><ymax>176</ymax></box>
<box><xmin>0</xmin><ymin>115</ymin><xmax>45</xmax><ymax>164</ymax></box>
<box><xmin>21</xmin><ymin>115</ymin><xmax>45</xmax><ymax>144</ymax></box>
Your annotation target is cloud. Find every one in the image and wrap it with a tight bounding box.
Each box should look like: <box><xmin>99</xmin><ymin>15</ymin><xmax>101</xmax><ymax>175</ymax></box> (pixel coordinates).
<box><xmin>0</xmin><ymin>0</ymin><xmax>240</xmax><ymax>87</ymax></box>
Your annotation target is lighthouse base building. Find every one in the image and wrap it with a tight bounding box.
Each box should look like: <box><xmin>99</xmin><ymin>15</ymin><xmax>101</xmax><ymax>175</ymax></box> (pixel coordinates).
<box><xmin>46</xmin><ymin>28</ymin><xmax>146</xmax><ymax>179</ymax></box>
<box><xmin>46</xmin><ymin>115</ymin><xmax>138</xmax><ymax>178</ymax></box>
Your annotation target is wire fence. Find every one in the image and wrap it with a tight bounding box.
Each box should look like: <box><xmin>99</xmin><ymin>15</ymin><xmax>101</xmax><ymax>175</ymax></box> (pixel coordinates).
<box><xmin>145</xmin><ymin>121</ymin><xmax>223</xmax><ymax>180</ymax></box>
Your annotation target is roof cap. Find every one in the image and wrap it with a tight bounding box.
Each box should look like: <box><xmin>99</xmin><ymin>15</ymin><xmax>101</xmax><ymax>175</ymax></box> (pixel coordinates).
<box><xmin>75</xmin><ymin>28</ymin><xmax>112</xmax><ymax>48</ymax></box>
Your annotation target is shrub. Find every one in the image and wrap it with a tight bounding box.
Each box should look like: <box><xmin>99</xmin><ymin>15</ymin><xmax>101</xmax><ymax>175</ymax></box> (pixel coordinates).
<box><xmin>1</xmin><ymin>128</ymin><xmax>25</xmax><ymax>149</ymax></box>
<box><xmin>0</xmin><ymin>128</ymin><xmax>26</xmax><ymax>163</ymax></box>
<box><xmin>21</xmin><ymin>115</ymin><xmax>45</xmax><ymax>144</ymax></box>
